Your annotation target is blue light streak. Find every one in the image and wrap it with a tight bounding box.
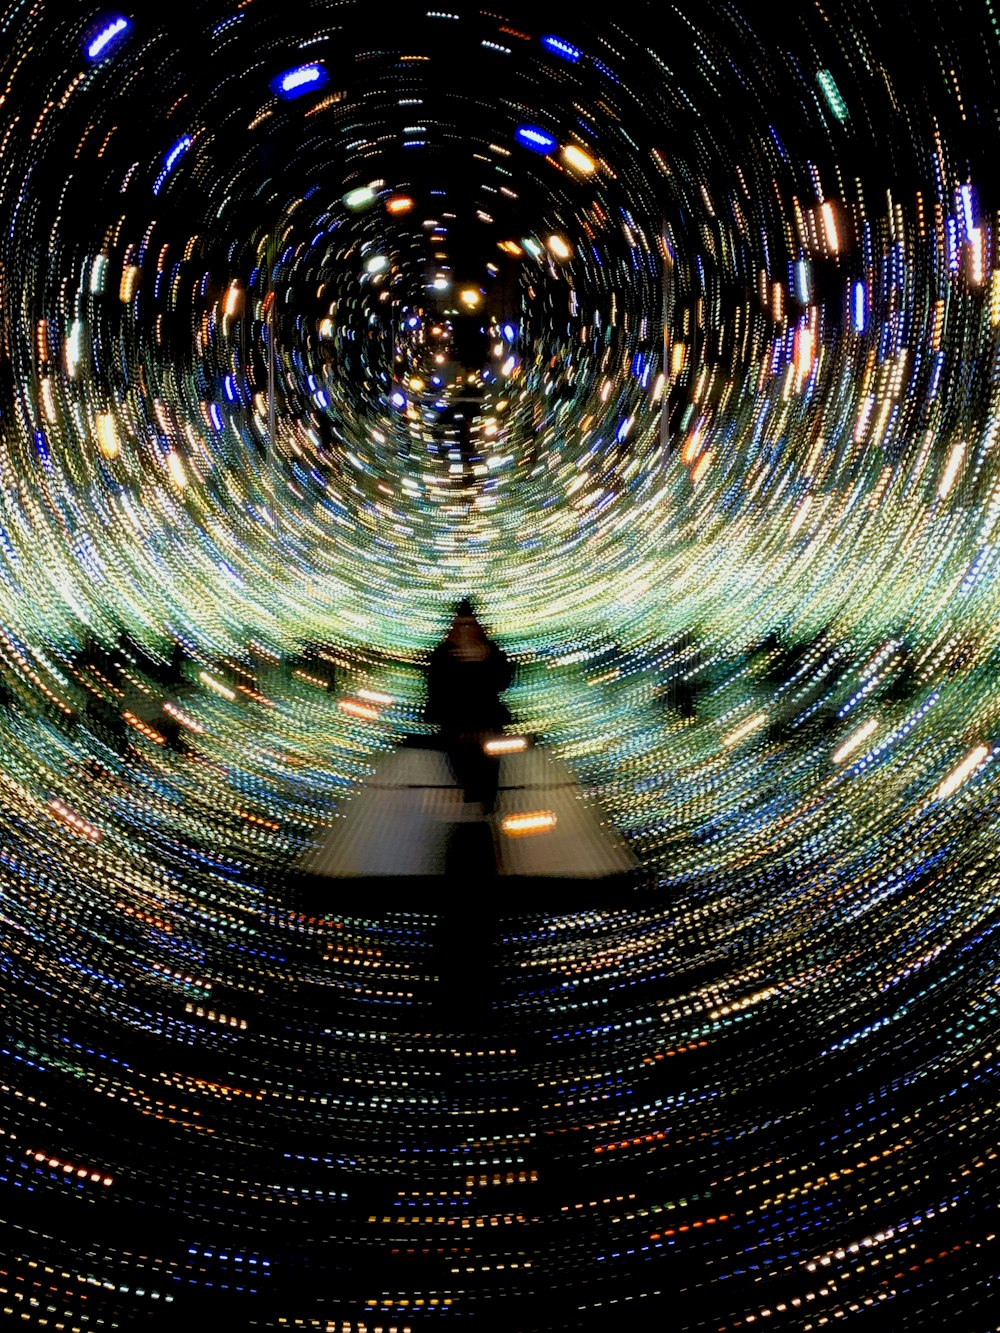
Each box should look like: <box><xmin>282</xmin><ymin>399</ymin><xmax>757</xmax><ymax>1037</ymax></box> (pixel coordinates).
<box><xmin>541</xmin><ymin>34</ymin><xmax>582</xmax><ymax>62</ymax></box>
<box><xmin>85</xmin><ymin>16</ymin><xmax>130</xmax><ymax>61</ymax></box>
<box><xmin>515</xmin><ymin>125</ymin><xmax>557</xmax><ymax>154</ymax></box>
<box><xmin>271</xmin><ymin>64</ymin><xmax>329</xmax><ymax>100</ymax></box>
<box><xmin>153</xmin><ymin>136</ymin><xmax>192</xmax><ymax>195</ymax></box>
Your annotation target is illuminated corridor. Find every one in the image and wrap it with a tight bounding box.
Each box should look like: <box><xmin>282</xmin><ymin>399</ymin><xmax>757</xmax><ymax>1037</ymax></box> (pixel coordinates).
<box><xmin>1</xmin><ymin>3</ymin><xmax>999</xmax><ymax>1328</ymax></box>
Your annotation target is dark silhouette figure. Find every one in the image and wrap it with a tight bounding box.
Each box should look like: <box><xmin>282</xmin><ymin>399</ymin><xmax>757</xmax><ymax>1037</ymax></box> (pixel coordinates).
<box><xmin>426</xmin><ymin>599</ymin><xmax>513</xmax><ymax>813</ymax></box>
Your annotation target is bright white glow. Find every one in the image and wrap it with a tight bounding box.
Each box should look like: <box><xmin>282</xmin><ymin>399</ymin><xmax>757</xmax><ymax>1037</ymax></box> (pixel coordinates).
<box><xmin>938</xmin><ymin>442</ymin><xmax>965</xmax><ymax>499</ymax></box>
<box><xmin>200</xmin><ymin>671</ymin><xmax>236</xmax><ymax>701</ymax></box>
<box><xmin>831</xmin><ymin>717</ymin><xmax>878</xmax><ymax>764</ymax></box>
<box><xmin>484</xmin><ymin>736</ymin><xmax>528</xmax><ymax>754</ymax></box>
<box><xmin>357</xmin><ymin>688</ymin><xmax>393</xmax><ymax>704</ymax></box>
<box><xmin>87</xmin><ymin>17</ymin><xmax>129</xmax><ymax>60</ymax></box>
<box><xmin>281</xmin><ymin>65</ymin><xmax>322</xmax><ymax>93</ymax></box>
<box><xmin>502</xmin><ymin>810</ymin><xmax>558</xmax><ymax>835</ymax></box>
<box><xmin>165</xmin><ymin>137</ymin><xmax>191</xmax><ymax>172</ymax></box>
<box><xmin>365</xmin><ymin>255</ymin><xmax>389</xmax><ymax>274</ymax></box>
<box><xmin>516</xmin><ymin>125</ymin><xmax>557</xmax><ymax>153</ymax></box>
<box><xmin>722</xmin><ymin>713</ymin><xmax>767</xmax><ymax>748</ymax></box>
<box><xmin>562</xmin><ymin>144</ymin><xmax>596</xmax><ymax>173</ymax></box>
<box><xmin>933</xmin><ymin>745</ymin><xmax>990</xmax><ymax>801</ymax></box>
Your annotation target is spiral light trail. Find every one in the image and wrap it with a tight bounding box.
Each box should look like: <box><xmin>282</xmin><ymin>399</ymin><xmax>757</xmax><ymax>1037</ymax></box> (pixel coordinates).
<box><xmin>2</xmin><ymin>2</ymin><xmax>999</xmax><ymax>1329</ymax></box>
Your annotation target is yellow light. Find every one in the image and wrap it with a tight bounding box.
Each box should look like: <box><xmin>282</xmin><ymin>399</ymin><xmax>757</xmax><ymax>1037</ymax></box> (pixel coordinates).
<box><xmin>40</xmin><ymin>377</ymin><xmax>57</xmax><ymax>424</ymax></box>
<box><xmin>484</xmin><ymin>736</ymin><xmax>528</xmax><ymax>754</ymax></box>
<box><xmin>501</xmin><ymin>811</ymin><xmax>557</xmax><ymax>836</ymax></box>
<box><xmin>357</xmin><ymin>688</ymin><xmax>393</xmax><ymax>704</ymax></box>
<box><xmin>224</xmin><ymin>283</ymin><xmax>243</xmax><ymax>318</ymax></box>
<box><xmin>166</xmin><ymin>452</ymin><xmax>188</xmax><ymax>488</ymax></box>
<box><xmin>547</xmin><ymin>235</ymin><xmax>572</xmax><ymax>260</ymax></box>
<box><xmin>119</xmin><ymin>264</ymin><xmax>140</xmax><ymax>303</ymax></box>
<box><xmin>933</xmin><ymin>745</ymin><xmax>990</xmax><ymax>801</ymax></box>
<box><xmin>162</xmin><ymin>700</ymin><xmax>204</xmax><ymax>733</ymax></box>
<box><xmin>498</xmin><ymin>240</ymin><xmax>523</xmax><ymax>256</ymax></box>
<box><xmin>691</xmin><ymin>450</ymin><xmax>712</xmax><ymax>484</ymax></box>
<box><xmin>831</xmin><ymin>717</ymin><xmax>878</xmax><ymax>764</ymax></box>
<box><xmin>339</xmin><ymin>698</ymin><xmax>380</xmax><ymax>720</ymax></box>
<box><xmin>721</xmin><ymin>713</ymin><xmax>767</xmax><ymax>748</ymax></box>
<box><xmin>95</xmin><ymin>412</ymin><xmax>120</xmax><ymax>459</ymax></box>
<box><xmin>386</xmin><ymin>195</ymin><xmax>414</xmax><ymax>214</ymax></box>
<box><xmin>970</xmin><ymin>226</ymin><xmax>985</xmax><ymax>285</ymax></box>
<box><xmin>562</xmin><ymin>144</ymin><xmax>596</xmax><ymax>174</ymax></box>
<box><xmin>199</xmin><ymin>671</ymin><xmax>236</xmax><ymax>701</ymax></box>
<box><xmin>789</xmin><ymin>494</ymin><xmax>813</xmax><ymax>537</ymax></box>
<box><xmin>460</xmin><ymin>288</ymin><xmax>482</xmax><ymax>308</ymax></box>
<box><xmin>820</xmin><ymin>200</ymin><xmax>839</xmax><ymax>253</ymax></box>
<box><xmin>938</xmin><ymin>442</ymin><xmax>965</xmax><ymax>499</ymax></box>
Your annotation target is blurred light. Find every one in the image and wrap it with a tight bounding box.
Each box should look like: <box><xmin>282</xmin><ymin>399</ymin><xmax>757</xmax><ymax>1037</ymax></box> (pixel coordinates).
<box><xmin>562</xmin><ymin>144</ymin><xmax>596</xmax><ymax>174</ymax></box>
<box><xmin>831</xmin><ymin>718</ymin><xmax>879</xmax><ymax>764</ymax></box>
<box><xmin>547</xmin><ymin>235</ymin><xmax>572</xmax><ymax>260</ymax></box>
<box><xmin>365</xmin><ymin>255</ymin><xmax>389</xmax><ymax>274</ymax></box>
<box><xmin>541</xmin><ymin>35</ymin><xmax>582</xmax><ymax>62</ymax></box>
<box><xmin>722</xmin><ymin>713</ymin><xmax>767</xmax><ymax>748</ymax></box>
<box><xmin>89</xmin><ymin>253</ymin><xmax>109</xmax><ymax>294</ymax></box>
<box><xmin>199</xmin><ymin>671</ymin><xmax>235</xmax><ymax>701</ymax></box>
<box><xmin>817</xmin><ymin>68</ymin><xmax>848</xmax><ymax>120</ymax></box>
<box><xmin>85</xmin><ymin>16</ymin><xmax>130</xmax><ymax>61</ymax></box>
<box><xmin>272</xmin><ymin>64</ymin><xmax>328</xmax><ymax>99</ymax></box>
<box><xmin>167</xmin><ymin>452</ymin><xmax>188</xmax><ymax>488</ymax></box>
<box><xmin>95</xmin><ymin>413</ymin><xmax>119</xmax><ymax>459</ymax></box>
<box><xmin>344</xmin><ymin>187</ymin><xmax>376</xmax><ymax>210</ymax></box>
<box><xmin>515</xmin><ymin>125</ymin><xmax>557</xmax><ymax>153</ymax></box>
<box><xmin>119</xmin><ymin>264</ymin><xmax>140</xmax><ymax>303</ymax></box>
<box><xmin>502</xmin><ymin>811</ymin><xmax>558</xmax><ymax>835</ymax></box>
<box><xmin>459</xmin><ymin>288</ymin><xmax>482</xmax><ymax>308</ymax></box>
<box><xmin>933</xmin><ymin>745</ymin><xmax>990</xmax><ymax>800</ymax></box>
<box><xmin>938</xmin><ymin>442</ymin><xmax>965</xmax><ymax>499</ymax></box>
<box><xmin>386</xmin><ymin>195</ymin><xmax>415</xmax><ymax>214</ymax></box>
<box><xmin>852</xmin><ymin>280</ymin><xmax>866</xmax><ymax>332</ymax></box>
<box><xmin>153</xmin><ymin>136</ymin><xmax>192</xmax><ymax>194</ymax></box>
<box><xmin>339</xmin><ymin>699</ymin><xmax>379</xmax><ymax>720</ymax></box>
<box><xmin>224</xmin><ymin>283</ymin><xmax>243</xmax><ymax>318</ymax></box>
<box><xmin>484</xmin><ymin>736</ymin><xmax>528</xmax><ymax>753</ymax></box>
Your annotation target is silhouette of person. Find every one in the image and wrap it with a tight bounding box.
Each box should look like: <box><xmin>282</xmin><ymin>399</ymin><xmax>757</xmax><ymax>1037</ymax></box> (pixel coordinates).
<box><xmin>426</xmin><ymin>599</ymin><xmax>513</xmax><ymax>813</ymax></box>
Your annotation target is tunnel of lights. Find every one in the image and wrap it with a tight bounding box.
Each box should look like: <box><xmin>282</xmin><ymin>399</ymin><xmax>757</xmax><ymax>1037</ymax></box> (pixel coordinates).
<box><xmin>2</xmin><ymin>1</ymin><xmax>1000</xmax><ymax>1328</ymax></box>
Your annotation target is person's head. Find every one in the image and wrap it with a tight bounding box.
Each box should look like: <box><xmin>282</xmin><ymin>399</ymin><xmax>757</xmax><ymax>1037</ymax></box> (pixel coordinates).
<box><xmin>447</xmin><ymin>597</ymin><xmax>487</xmax><ymax>647</ymax></box>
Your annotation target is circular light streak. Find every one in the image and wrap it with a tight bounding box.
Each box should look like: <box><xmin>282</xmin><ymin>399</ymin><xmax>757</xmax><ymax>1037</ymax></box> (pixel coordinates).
<box><xmin>1</xmin><ymin>3</ymin><xmax>999</xmax><ymax>1329</ymax></box>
